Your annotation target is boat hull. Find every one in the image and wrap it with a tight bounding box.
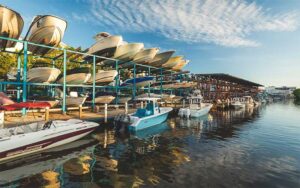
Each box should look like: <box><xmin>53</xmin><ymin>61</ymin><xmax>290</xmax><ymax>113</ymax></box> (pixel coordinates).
<box><xmin>132</xmin><ymin>48</ymin><xmax>159</xmax><ymax>64</ymax></box>
<box><xmin>91</xmin><ymin>96</ymin><xmax>115</xmax><ymax>104</ymax></box>
<box><xmin>121</xmin><ymin>76</ymin><xmax>155</xmax><ymax>88</ymax></box>
<box><xmin>88</xmin><ymin>70</ymin><xmax>117</xmax><ymax>85</ymax></box>
<box><xmin>0</xmin><ymin>6</ymin><xmax>24</xmax><ymax>49</ymax></box>
<box><xmin>26</xmin><ymin>15</ymin><xmax>67</xmax><ymax>55</ymax></box>
<box><xmin>27</xmin><ymin>67</ymin><xmax>61</xmax><ymax>83</ymax></box>
<box><xmin>114</xmin><ymin>43</ymin><xmax>144</xmax><ymax>61</ymax></box>
<box><xmin>64</xmin><ymin>97</ymin><xmax>87</xmax><ymax>106</ymax></box>
<box><xmin>129</xmin><ymin>107</ymin><xmax>172</xmax><ymax>131</ymax></box>
<box><xmin>149</xmin><ymin>51</ymin><xmax>175</xmax><ymax>67</ymax></box>
<box><xmin>58</xmin><ymin>73</ymin><xmax>91</xmax><ymax>84</ymax></box>
<box><xmin>0</xmin><ymin>119</ymin><xmax>98</xmax><ymax>162</ymax></box>
<box><xmin>85</xmin><ymin>35</ymin><xmax>122</xmax><ymax>59</ymax></box>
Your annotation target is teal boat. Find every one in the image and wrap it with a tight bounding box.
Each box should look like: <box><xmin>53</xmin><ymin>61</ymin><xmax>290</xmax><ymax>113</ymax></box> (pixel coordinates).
<box><xmin>116</xmin><ymin>98</ymin><xmax>173</xmax><ymax>131</ymax></box>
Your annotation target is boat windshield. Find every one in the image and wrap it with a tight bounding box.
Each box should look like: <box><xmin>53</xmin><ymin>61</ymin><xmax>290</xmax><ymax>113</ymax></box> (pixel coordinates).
<box><xmin>134</xmin><ymin>101</ymin><xmax>154</xmax><ymax>118</ymax></box>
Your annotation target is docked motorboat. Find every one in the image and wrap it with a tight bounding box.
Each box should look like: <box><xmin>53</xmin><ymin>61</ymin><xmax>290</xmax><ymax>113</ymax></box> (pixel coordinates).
<box><xmin>178</xmin><ymin>90</ymin><xmax>213</xmax><ymax>118</ymax></box>
<box><xmin>25</xmin><ymin>15</ymin><xmax>67</xmax><ymax>55</ymax></box>
<box><xmin>83</xmin><ymin>32</ymin><xmax>123</xmax><ymax>60</ymax></box>
<box><xmin>121</xmin><ymin>76</ymin><xmax>155</xmax><ymax>88</ymax></box>
<box><xmin>115</xmin><ymin>98</ymin><xmax>173</xmax><ymax>131</ymax></box>
<box><xmin>231</xmin><ymin>98</ymin><xmax>246</xmax><ymax>109</ymax></box>
<box><xmin>0</xmin><ymin>5</ymin><xmax>24</xmax><ymax>49</ymax></box>
<box><xmin>57</xmin><ymin>67</ymin><xmax>91</xmax><ymax>84</ymax></box>
<box><xmin>242</xmin><ymin>96</ymin><xmax>254</xmax><ymax>108</ymax></box>
<box><xmin>0</xmin><ymin>119</ymin><xmax>99</xmax><ymax>162</ymax></box>
<box><xmin>162</xmin><ymin>56</ymin><xmax>183</xmax><ymax>68</ymax></box>
<box><xmin>27</xmin><ymin>62</ymin><xmax>61</xmax><ymax>83</ymax></box>
<box><xmin>114</xmin><ymin>42</ymin><xmax>144</xmax><ymax>62</ymax></box>
<box><xmin>88</xmin><ymin>70</ymin><xmax>118</xmax><ymax>85</ymax></box>
<box><xmin>116</xmin><ymin>95</ymin><xmax>132</xmax><ymax>104</ymax></box>
<box><xmin>149</xmin><ymin>50</ymin><xmax>175</xmax><ymax>67</ymax></box>
<box><xmin>137</xmin><ymin>93</ymin><xmax>162</xmax><ymax>99</ymax></box>
<box><xmin>132</xmin><ymin>48</ymin><xmax>159</xmax><ymax>64</ymax></box>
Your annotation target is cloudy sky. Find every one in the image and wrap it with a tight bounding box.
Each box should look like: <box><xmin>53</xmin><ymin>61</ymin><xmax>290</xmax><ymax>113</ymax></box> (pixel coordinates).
<box><xmin>3</xmin><ymin>0</ymin><xmax>300</xmax><ymax>87</ymax></box>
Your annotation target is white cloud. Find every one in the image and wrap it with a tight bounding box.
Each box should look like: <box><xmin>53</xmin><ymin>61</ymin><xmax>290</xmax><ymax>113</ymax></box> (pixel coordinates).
<box><xmin>73</xmin><ymin>0</ymin><xmax>298</xmax><ymax>47</ymax></box>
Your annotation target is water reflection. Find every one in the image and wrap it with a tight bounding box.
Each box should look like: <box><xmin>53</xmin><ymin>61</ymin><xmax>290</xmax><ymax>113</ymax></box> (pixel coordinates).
<box><xmin>0</xmin><ymin>103</ymin><xmax>300</xmax><ymax>187</ymax></box>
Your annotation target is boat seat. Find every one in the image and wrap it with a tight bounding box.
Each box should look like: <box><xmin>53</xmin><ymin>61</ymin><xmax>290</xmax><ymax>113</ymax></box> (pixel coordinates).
<box><xmin>135</xmin><ymin>108</ymin><xmax>147</xmax><ymax>118</ymax></box>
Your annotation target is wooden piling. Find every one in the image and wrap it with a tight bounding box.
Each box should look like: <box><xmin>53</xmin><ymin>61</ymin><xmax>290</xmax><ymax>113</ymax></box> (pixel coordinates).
<box><xmin>79</xmin><ymin>105</ymin><xmax>83</xmax><ymax>119</ymax></box>
<box><xmin>125</xmin><ymin>102</ymin><xmax>128</xmax><ymax>114</ymax></box>
<box><xmin>45</xmin><ymin>107</ymin><xmax>49</xmax><ymax>121</ymax></box>
<box><xmin>104</xmin><ymin>103</ymin><xmax>108</xmax><ymax>123</ymax></box>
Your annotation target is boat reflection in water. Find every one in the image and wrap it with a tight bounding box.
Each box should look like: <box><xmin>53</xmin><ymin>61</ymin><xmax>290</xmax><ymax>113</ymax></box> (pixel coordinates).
<box><xmin>0</xmin><ymin>138</ymin><xmax>98</xmax><ymax>187</ymax></box>
<box><xmin>2</xmin><ymin>105</ymin><xmax>298</xmax><ymax>187</ymax></box>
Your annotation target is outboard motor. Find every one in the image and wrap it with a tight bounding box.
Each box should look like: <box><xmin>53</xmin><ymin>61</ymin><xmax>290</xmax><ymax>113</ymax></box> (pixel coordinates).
<box><xmin>114</xmin><ymin>114</ymin><xmax>131</xmax><ymax>133</ymax></box>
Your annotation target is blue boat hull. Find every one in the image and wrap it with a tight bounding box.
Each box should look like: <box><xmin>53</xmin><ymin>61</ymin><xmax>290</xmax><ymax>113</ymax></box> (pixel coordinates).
<box><xmin>129</xmin><ymin>111</ymin><xmax>170</xmax><ymax>131</ymax></box>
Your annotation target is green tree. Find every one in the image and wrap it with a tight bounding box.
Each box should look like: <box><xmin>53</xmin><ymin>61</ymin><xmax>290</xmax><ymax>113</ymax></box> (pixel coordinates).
<box><xmin>293</xmin><ymin>89</ymin><xmax>300</xmax><ymax>100</ymax></box>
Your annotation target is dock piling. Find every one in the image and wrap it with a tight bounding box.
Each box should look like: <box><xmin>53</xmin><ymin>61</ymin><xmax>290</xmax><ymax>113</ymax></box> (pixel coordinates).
<box><xmin>104</xmin><ymin>103</ymin><xmax>108</xmax><ymax>123</ymax></box>
<box><xmin>125</xmin><ymin>102</ymin><xmax>128</xmax><ymax>114</ymax></box>
<box><xmin>45</xmin><ymin>107</ymin><xmax>50</xmax><ymax>121</ymax></box>
<box><xmin>79</xmin><ymin>105</ymin><xmax>83</xmax><ymax>119</ymax></box>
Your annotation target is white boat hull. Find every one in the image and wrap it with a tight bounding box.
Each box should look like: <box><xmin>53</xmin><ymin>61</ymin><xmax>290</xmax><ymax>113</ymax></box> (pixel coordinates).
<box><xmin>26</xmin><ymin>15</ymin><xmax>67</xmax><ymax>55</ymax></box>
<box><xmin>94</xmin><ymin>95</ymin><xmax>115</xmax><ymax>104</ymax></box>
<box><xmin>0</xmin><ymin>5</ymin><xmax>24</xmax><ymax>49</ymax></box>
<box><xmin>64</xmin><ymin>97</ymin><xmax>87</xmax><ymax>106</ymax></box>
<box><xmin>0</xmin><ymin>119</ymin><xmax>98</xmax><ymax>162</ymax></box>
<box><xmin>27</xmin><ymin>67</ymin><xmax>61</xmax><ymax>83</ymax></box>
<box><xmin>179</xmin><ymin>103</ymin><xmax>213</xmax><ymax>118</ymax></box>
<box><xmin>88</xmin><ymin>70</ymin><xmax>117</xmax><ymax>85</ymax></box>
<box><xmin>86</xmin><ymin>35</ymin><xmax>123</xmax><ymax>57</ymax></box>
<box><xmin>133</xmin><ymin>48</ymin><xmax>159</xmax><ymax>64</ymax></box>
<box><xmin>114</xmin><ymin>43</ymin><xmax>144</xmax><ymax>61</ymax></box>
<box><xmin>58</xmin><ymin>73</ymin><xmax>91</xmax><ymax>84</ymax></box>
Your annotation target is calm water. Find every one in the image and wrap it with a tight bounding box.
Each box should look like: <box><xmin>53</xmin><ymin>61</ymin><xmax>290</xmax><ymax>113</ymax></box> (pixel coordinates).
<box><xmin>1</xmin><ymin>101</ymin><xmax>300</xmax><ymax>188</ymax></box>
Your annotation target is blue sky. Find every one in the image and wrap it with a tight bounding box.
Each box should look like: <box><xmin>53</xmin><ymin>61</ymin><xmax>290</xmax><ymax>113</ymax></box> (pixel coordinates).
<box><xmin>3</xmin><ymin>0</ymin><xmax>300</xmax><ymax>87</ymax></box>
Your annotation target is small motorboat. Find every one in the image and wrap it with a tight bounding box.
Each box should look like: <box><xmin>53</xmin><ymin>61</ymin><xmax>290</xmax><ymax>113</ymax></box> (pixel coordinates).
<box><xmin>162</xmin><ymin>81</ymin><xmax>196</xmax><ymax>89</ymax></box>
<box><xmin>0</xmin><ymin>92</ymin><xmax>14</xmax><ymax>105</ymax></box>
<box><xmin>149</xmin><ymin>51</ymin><xmax>175</xmax><ymax>67</ymax></box>
<box><xmin>231</xmin><ymin>98</ymin><xmax>246</xmax><ymax>109</ymax></box>
<box><xmin>57</xmin><ymin>67</ymin><xmax>91</xmax><ymax>84</ymax></box>
<box><xmin>86</xmin><ymin>92</ymin><xmax>115</xmax><ymax>104</ymax></box>
<box><xmin>116</xmin><ymin>95</ymin><xmax>132</xmax><ymax>104</ymax></box>
<box><xmin>132</xmin><ymin>48</ymin><xmax>159</xmax><ymax>64</ymax></box>
<box><xmin>0</xmin><ymin>119</ymin><xmax>99</xmax><ymax>162</ymax></box>
<box><xmin>115</xmin><ymin>98</ymin><xmax>173</xmax><ymax>131</ymax></box>
<box><xmin>121</xmin><ymin>76</ymin><xmax>155</xmax><ymax>88</ymax></box>
<box><xmin>162</xmin><ymin>55</ymin><xmax>183</xmax><ymax>68</ymax></box>
<box><xmin>178</xmin><ymin>90</ymin><xmax>213</xmax><ymax>118</ymax></box>
<box><xmin>88</xmin><ymin>70</ymin><xmax>118</xmax><ymax>85</ymax></box>
<box><xmin>0</xmin><ymin>5</ymin><xmax>24</xmax><ymax>49</ymax></box>
<box><xmin>63</xmin><ymin>92</ymin><xmax>87</xmax><ymax>107</ymax></box>
<box><xmin>27</xmin><ymin>62</ymin><xmax>61</xmax><ymax>83</ymax></box>
<box><xmin>172</xmin><ymin>60</ymin><xmax>190</xmax><ymax>71</ymax></box>
<box><xmin>83</xmin><ymin>32</ymin><xmax>123</xmax><ymax>60</ymax></box>
<box><xmin>114</xmin><ymin>42</ymin><xmax>144</xmax><ymax>62</ymax></box>
<box><xmin>242</xmin><ymin>96</ymin><xmax>255</xmax><ymax>108</ymax></box>
<box><xmin>25</xmin><ymin>15</ymin><xmax>67</xmax><ymax>55</ymax></box>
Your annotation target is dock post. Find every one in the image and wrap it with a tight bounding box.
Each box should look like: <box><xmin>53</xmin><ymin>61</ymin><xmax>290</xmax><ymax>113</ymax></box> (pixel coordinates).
<box><xmin>62</xmin><ymin>49</ymin><xmax>67</xmax><ymax>114</ymax></box>
<box><xmin>92</xmin><ymin>55</ymin><xmax>96</xmax><ymax>111</ymax></box>
<box><xmin>104</xmin><ymin>103</ymin><xmax>108</xmax><ymax>123</ymax></box>
<box><xmin>125</xmin><ymin>102</ymin><xmax>128</xmax><ymax>114</ymax></box>
<box><xmin>22</xmin><ymin>41</ymin><xmax>28</xmax><ymax>116</ymax></box>
<box><xmin>45</xmin><ymin>107</ymin><xmax>50</xmax><ymax>121</ymax></box>
<box><xmin>79</xmin><ymin>105</ymin><xmax>83</xmax><ymax>119</ymax></box>
<box><xmin>17</xmin><ymin>55</ymin><xmax>21</xmax><ymax>102</ymax></box>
